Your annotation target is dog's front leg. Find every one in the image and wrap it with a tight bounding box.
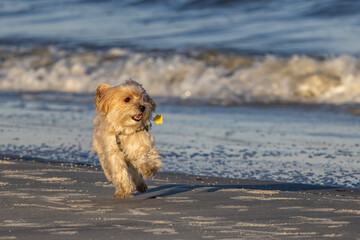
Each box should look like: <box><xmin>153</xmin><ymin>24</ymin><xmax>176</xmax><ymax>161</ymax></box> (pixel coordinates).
<box><xmin>97</xmin><ymin>152</ymin><xmax>113</xmax><ymax>182</ymax></box>
<box><xmin>136</xmin><ymin>147</ymin><xmax>162</xmax><ymax>178</ymax></box>
<box><xmin>108</xmin><ymin>152</ymin><xmax>135</xmax><ymax>198</ymax></box>
<box><xmin>147</xmin><ymin>146</ymin><xmax>162</xmax><ymax>176</ymax></box>
<box><xmin>129</xmin><ymin>166</ymin><xmax>148</xmax><ymax>193</ymax></box>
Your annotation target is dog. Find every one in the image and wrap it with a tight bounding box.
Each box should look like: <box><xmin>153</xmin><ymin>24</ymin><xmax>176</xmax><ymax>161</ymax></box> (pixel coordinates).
<box><xmin>92</xmin><ymin>80</ymin><xmax>162</xmax><ymax>198</ymax></box>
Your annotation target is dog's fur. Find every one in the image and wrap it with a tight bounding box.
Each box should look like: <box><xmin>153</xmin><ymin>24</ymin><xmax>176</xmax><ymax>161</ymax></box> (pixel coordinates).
<box><xmin>92</xmin><ymin>80</ymin><xmax>162</xmax><ymax>198</ymax></box>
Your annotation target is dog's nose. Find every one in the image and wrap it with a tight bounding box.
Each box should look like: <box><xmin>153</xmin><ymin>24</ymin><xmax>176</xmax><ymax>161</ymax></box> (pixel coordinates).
<box><xmin>139</xmin><ymin>105</ymin><xmax>145</xmax><ymax>112</ymax></box>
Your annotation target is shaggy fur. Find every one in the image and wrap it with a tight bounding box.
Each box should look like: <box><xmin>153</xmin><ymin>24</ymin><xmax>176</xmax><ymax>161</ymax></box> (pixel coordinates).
<box><xmin>92</xmin><ymin>80</ymin><xmax>162</xmax><ymax>198</ymax></box>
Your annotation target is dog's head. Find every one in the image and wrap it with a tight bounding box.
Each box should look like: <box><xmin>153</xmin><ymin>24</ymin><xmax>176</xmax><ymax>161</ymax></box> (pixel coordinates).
<box><xmin>95</xmin><ymin>80</ymin><xmax>156</xmax><ymax>132</ymax></box>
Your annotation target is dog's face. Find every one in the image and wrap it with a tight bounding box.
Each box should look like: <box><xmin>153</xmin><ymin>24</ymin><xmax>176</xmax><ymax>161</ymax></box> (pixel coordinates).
<box><xmin>95</xmin><ymin>80</ymin><xmax>156</xmax><ymax>132</ymax></box>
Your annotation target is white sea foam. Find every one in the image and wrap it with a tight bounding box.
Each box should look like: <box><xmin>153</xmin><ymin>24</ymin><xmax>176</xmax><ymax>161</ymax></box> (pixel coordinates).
<box><xmin>1</xmin><ymin>46</ymin><xmax>360</xmax><ymax>105</ymax></box>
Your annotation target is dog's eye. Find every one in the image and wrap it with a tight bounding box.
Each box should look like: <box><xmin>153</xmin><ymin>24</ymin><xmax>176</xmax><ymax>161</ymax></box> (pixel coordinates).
<box><xmin>124</xmin><ymin>97</ymin><xmax>131</xmax><ymax>103</ymax></box>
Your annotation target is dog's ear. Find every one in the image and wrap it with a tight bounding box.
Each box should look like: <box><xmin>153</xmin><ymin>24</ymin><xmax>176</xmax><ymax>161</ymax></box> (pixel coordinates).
<box><xmin>96</xmin><ymin>83</ymin><xmax>111</xmax><ymax>97</ymax></box>
<box><xmin>148</xmin><ymin>96</ymin><xmax>157</xmax><ymax>112</ymax></box>
<box><xmin>95</xmin><ymin>83</ymin><xmax>112</xmax><ymax>114</ymax></box>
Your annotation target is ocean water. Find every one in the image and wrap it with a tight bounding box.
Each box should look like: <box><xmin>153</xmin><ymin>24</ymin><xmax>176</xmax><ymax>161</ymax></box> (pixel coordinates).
<box><xmin>0</xmin><ymin>0</ymin><xmax>359</xmax><ymax>187</ymax></box>
<box><xmin>0</xmin><ymin>93</ymin><xmax>359</xmax><ymax>188</ymax></box>
<box><xmin>1</xmin><ymin>0</ymin><xmax>360</xmax><ymax>105</ymax></box>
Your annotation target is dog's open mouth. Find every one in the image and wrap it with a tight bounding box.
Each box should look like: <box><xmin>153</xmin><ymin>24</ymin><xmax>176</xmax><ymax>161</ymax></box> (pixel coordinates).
<box><xmin>132</xmin><ymin>114</ymin><xmax>143</xmax><ymax>121</ymax></box>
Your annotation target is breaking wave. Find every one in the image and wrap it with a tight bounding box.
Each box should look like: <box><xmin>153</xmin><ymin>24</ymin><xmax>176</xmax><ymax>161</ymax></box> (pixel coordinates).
<box><xmin>1</xmin><ymin>46</ymin><xmax>360</xmax><ymax>105</ymax></box>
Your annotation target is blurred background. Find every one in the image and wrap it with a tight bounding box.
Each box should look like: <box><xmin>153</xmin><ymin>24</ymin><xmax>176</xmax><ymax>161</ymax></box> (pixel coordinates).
<box><xmin>0</xmin><ymin>0</ymin><xmax>360</xmax><ymax>105</ymax></box>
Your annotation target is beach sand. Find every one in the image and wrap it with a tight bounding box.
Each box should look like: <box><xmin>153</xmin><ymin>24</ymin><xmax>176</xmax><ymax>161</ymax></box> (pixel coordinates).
<box><xmin>0</xmin><ymin>158</ymin><xmax>359</xmax><ymax>239</ymax></box>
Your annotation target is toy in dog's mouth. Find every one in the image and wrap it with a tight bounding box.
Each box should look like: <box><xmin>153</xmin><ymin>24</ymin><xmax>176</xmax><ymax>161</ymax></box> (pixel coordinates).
<box><xmin>132</xmin><ymin>114</ymin><xmax>143</xmax><ymax>121</ymax></box>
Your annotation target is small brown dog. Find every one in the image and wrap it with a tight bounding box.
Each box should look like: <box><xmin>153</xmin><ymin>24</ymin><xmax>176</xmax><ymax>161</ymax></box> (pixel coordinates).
<box><xmin>92</xmin><ymin>80</ymin><xmax>162</xmax><ymax>198</ymax></box>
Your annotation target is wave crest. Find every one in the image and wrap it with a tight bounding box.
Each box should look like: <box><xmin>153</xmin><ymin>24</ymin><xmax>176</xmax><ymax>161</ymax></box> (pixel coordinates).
<box><xmin>1</xmin><ymin>46</ymin><xmax>360</xmax><ymax>105</ymax></box>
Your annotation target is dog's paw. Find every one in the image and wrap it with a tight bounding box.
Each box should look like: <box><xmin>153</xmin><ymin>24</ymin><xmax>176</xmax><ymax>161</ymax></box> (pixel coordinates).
<box><xmin>113</xmin><ymin>191</ymin><xmax>133</xmax><ymax>199</ymax></box>
<box><xmin>140</xmin><ymin>164</ymin><xmax>161</xmax><ymax>178</ymax></box>
<box><xmin>136</xmin><ymin>182</ymin><xmax>148</xmax><ymax>193</ymax></box>
<box><xmin>149</xmin><ymin>165</ymin><xmax>161</xmax><ymax>175</ymax></box>
<box><xmin>139</xmin><ymin>165</ymin><xmax>152</xmax><ymax>178</ymax></box>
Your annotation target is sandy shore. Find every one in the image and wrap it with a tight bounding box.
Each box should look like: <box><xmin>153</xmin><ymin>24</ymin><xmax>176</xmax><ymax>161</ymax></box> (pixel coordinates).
<box><xmin>0</xmin><ymin>158</ymin><xmax>359</xmax><ymax>239</ymax></box>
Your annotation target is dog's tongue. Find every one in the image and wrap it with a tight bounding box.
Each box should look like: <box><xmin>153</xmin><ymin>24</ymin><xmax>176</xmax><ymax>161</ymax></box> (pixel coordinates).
<box><xmin>132</xmin><ymin>114</ymin><xmax>142</xmax><ymax>120</ymax></box>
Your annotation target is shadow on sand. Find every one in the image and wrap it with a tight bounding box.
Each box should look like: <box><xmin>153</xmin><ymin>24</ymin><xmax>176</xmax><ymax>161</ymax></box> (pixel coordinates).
<box><xmin>134</xmin><ymin>182</ymin><xmax>336</xmax><ymax>199</ymax></box>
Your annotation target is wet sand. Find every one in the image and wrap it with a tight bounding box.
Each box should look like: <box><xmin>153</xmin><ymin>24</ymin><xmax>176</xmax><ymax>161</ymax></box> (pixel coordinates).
<box><xmin>0</xmin><ymin>158</ymin><xmax>359</xmax><ymax>239</ymax></box>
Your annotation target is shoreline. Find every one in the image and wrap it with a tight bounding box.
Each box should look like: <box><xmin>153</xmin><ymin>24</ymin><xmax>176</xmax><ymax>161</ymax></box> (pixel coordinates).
<box><xmin>2</xmin><ymin>155</ymin><xmax>360</xmax><ymax>192</ymax></box>
<box><xmin>1</xmin><ymin>158</ymin><xmax>359</xmax><ymax>239</ymax></box>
